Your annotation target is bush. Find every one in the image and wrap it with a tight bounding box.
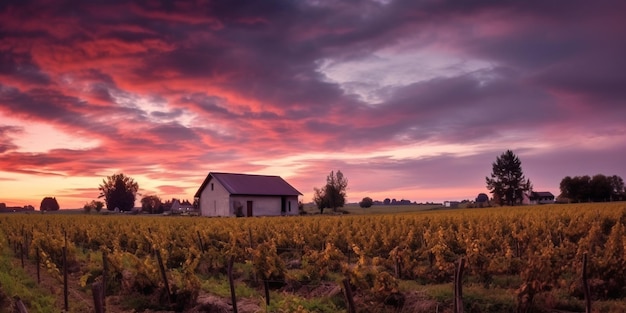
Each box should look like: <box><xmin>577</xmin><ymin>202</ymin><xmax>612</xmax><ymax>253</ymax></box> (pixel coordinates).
<box><xmin>40</xmin><ymin>197</ymin><xmax>60</xmax><ymax>211</ymax></box>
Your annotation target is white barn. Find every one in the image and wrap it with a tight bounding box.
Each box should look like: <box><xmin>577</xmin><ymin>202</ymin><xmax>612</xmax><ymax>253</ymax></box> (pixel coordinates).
<box><xmin>194</xmin><ymin>172</ymin><xmax>302</xmax><ymax>217</ymax></box>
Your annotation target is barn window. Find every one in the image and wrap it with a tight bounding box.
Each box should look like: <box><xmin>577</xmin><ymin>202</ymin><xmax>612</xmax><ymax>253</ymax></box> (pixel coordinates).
<box><xmin>211</xmin><ymin>183</ymin><xmax>214</xmax><ymax>191</ymax></box>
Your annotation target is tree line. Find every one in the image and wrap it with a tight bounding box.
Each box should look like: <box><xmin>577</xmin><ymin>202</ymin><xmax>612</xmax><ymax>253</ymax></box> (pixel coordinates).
<box><xmin>486</xmin><ymin>149</ymin><xmax>625</xmax><ymax>205</ymax></box>
<box><xmin>559</xmin><ymin>174</ymin><xmax>625</xmax><ymax>202</ymax></box>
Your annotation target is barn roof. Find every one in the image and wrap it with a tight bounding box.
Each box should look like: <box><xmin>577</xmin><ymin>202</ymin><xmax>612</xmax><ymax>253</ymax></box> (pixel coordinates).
<box><xmin>530</xmin><ymin>191</ymin><xmax>555</xmax><ymax>198</ymax></box>
<box><xmin>194</xmin><ymin>172</ymin><xmax>302</xmax><ymax>198</ymax></box>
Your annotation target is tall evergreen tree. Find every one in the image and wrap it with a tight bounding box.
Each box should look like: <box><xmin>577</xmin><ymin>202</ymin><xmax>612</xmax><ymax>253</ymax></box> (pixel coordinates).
<box><xmin>486</xmin><ymin>150</ymin><xmax>531</xmax><ymax>206</ymax></box>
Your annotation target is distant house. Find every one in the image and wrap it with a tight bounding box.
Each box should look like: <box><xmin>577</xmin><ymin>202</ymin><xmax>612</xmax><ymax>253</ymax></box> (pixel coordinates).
<box><xmin>528</xmin><ymin>191</ymin><xmax>555</xmax><ymax>204</ymax></box>
<box><xmin>170</xmin><ymin>199</ymin><xmax>195</xmax><ymax>214</ymax></box>
<box><xmin>194</xmin><ymin>172</ymin><xmax>302</xmax><ymax>217</ymax></box>
<box><xmin>443</xmin><ymin>201</ymin><xmax>460</xmax><ymax>208</ymax></box>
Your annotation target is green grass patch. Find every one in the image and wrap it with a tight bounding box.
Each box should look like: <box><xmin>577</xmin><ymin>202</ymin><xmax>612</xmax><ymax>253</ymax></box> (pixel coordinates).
<box><xmin>265</xmin><ymin>292</ymin><xmax>341</xmax><ymax>313</ymax></box>
<box><xmin>200</xmin><ymin>275</ymin><xmax>259</xmax><ymax>299</ymax></box>
<box><xmin>0</xmin><ymin>248</ymin><xmax>57</xmax><ymax>313</ymax></box>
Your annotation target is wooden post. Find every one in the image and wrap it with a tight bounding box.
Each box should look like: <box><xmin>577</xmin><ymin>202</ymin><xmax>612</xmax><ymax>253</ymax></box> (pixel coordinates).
<box><xmin>263</xmin><ymin>280</ymin><xmax>270</xmax><ymax>307</ymax></box>
<box><xmin>196</xmin><ymin>231</ymin><xmax>205</xmax><ymax>253</ymax></box>
<box><xmin>248</xmin><ymin>228</ymin><xmax>257</xmax><ymax>284</ymax></box>
<box><xmin>342</xmin><ymin>278</ymin><xmax>356</xmax><ymax>313</ymax></box>
<box><xmin>227</xmin><ymin>256</ymin><xmax>238</xmax><ymax>313</ymax></box>
<box><xmin>92</xmin><ymin>282</ymin><xmax>104</xmax><ymax>313</ymax></box>
<box><xmin>248</xmin><ymin>228</ymin><xmax>254</xmax><ymax>248</ymax></box>
<box><xmin>20</xmin><ymin>242</ymin><xmax>24</xmax><ymax>268</ymax></box>
<box><xmin>23</xmin><ymin>231</ymin><xmax>30</xmax><ymax>260</ymax></box>
<box><xmin>14</xmin><ymin>296</ymin><xmax>29</xmax><ymax>313</ymax></box>
<box><xmin>155</xmin><ymin>249</ymin><xmax>172</xmax><ymax>303</ymax></box>
<box><xmin>395</xmin><ymin>256</ymin><xmax>402</xmax><ymax>279</ymax></box>
<box><xmin>582</xmin><ymin>253</ymin><xmax>591</xmax><ymax>313</ymax></box>
<box><xmin>63</xmin><ymin>246</ymin><xmax>68</xmax><ymax>312</ymax></box>
<box><xmin>102</xmin><ymin>251</ymin><xmax>108</xmax><ymax>313</ymax></box>
<box><xmin>35</xmin><ymin>247</ymin><xmax>40</xmax><ymax>284</ymax></box>
<box><xmin>454</xmin><ymin>257</ymin><xmax>466</xmax><ymax>313</ymax></box>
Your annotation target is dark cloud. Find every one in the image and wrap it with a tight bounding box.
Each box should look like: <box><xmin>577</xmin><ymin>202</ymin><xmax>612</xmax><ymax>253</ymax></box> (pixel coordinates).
<box><xmin>0</xmin><ymin>125</ymin><xmax>20</xmax><ymax>153</ymax></box>
<box><xmin>0</xmin><ymin>50</ymin><xmax>50</xmax><ymax>85</ymax></box>
<box><xmin>148</xmin><ymin>122</ymin><xmax>200</xmax><ymax>143</ymax></box>
<box><xmin>150</xmin><ymin>108</ymin><xmax>184</xmax><ymax>119</ymax></box>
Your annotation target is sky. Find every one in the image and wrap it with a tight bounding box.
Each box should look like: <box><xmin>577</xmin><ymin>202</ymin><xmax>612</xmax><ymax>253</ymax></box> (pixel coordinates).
<box><xmin>1</xmin><ymin>0</ymin><xmax>625</xmax><ymax>209</ymax></box>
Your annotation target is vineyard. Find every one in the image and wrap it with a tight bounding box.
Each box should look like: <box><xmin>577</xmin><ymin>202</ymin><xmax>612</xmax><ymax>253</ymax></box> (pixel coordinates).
<box><xmin>1</xmin><ymin>202</ymin><xmax>626</xmax><ymax>312</ymax></box>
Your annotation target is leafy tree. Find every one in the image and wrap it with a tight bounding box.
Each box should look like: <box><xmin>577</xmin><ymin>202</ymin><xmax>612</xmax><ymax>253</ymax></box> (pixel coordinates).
<box><xmin>98</xmin><ymin>173</ymin><xmax>138</xmax><ymax>212</ymax></box>
<box><xmin>560</xmin><ymin>174</ymin><xmax>625</xmax><ymax>202</ymax></box>
<box><xmin>359</xmin><ymin>197</ymin><xmax>373</xmax><ymax>208</ymax></box>
<box><xmin>590</xmin><ymin>174</ymin><xmax>612</xmax><ymax>202</ymax></box>
<box><xmin>485</xmin><ymin>150</ymin><xmax>531</xmax><ymax>206</ymax></box>
<box><xmin>141</xmin><ymin>195</ymin><xmax>163</xmax><ymax>214</ymax></box>
<box><xmin>313</xmin><ymin>187</ymin><xmax>329</xmax><ymax>213</ymax></box>
<box><xmin>83</xmin><ymin>200</ymin><xmax>104</xmax><ymax>213</ymax></box>
<box><xmin>313</xmin><ymin>170</ymin><xmax>348</xmax><ymax>213</ymax></box>
<box><xmin>609</xmin><ymin>175</ymin><xmax>625</xmax><ymax>201</ymax></box>
<box><xmin>40</xmin><ymin>197</ymin><xmax>60</xmax><ymax>211</ymax></box>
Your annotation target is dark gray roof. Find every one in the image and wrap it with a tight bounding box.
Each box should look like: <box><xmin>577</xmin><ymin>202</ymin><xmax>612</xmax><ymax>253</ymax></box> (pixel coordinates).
<box><xmin>530</xmin><ymin>191</ymin><xmax>555</xmax><ymax>198</ymax></box>
<box><xmin>194</xmin><ymin>172</ymin><xmax>302</xmax><ymax>197</ymax></box>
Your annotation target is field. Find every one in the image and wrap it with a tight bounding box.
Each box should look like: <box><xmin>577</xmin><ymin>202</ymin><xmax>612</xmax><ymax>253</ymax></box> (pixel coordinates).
<box><xmin>1</xmin><ymin>202</ymin><xmax>626</xmax><ymax>312</ymax></box>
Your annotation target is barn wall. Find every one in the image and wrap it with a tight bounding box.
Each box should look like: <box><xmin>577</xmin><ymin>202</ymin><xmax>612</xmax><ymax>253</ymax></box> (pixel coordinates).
<box><xmin>231</xmin><ymin>196</ymin><xmax>278</xmax><ymax>216</ymax></box>
<box><xmin>199</xmin><ymin>178</ymin><xmax>230</xmax><ymax>217</ymax></box>
<box><xmin>229</xmin><ymin>196</ymin><xmax>297</xmax><ymax>216</ymax></box>
<box><xmin>285</xmin><ymin>196</ymin><xmax>299</xmax><ymax>216</ymax></box>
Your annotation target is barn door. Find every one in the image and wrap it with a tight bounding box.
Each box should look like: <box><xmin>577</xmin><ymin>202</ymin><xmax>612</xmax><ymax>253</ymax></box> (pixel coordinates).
<box><xmin>281</xmin><ymin>196</ymin><xmax>286</xmax><ymax>215</ymax></box>
<box><xmin>246</xmin><ymin>201</ymin><xmax>253</xmax><ymax>217</ymax></box>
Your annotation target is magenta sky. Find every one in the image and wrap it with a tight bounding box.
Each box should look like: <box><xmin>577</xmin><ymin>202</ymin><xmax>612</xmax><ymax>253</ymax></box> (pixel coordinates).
<box><xmin>1</xmin><ymin>1</ymin><xmax>625</xmax><ymax>209</ymax></box>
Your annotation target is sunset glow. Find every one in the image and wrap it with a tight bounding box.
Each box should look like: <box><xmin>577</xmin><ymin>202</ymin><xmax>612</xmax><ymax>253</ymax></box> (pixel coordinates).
<box><xmin>1</xmin><ymin>1</ymin><xmax>625</xmax><ymax>209</ymax></box>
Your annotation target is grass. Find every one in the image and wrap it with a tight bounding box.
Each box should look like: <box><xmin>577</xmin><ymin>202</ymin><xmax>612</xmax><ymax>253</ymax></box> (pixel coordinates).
<box><xmin>0</xmin><ymin>243</ymin><xmax>57</xmax><ymax>313</ymax></box>
<box><xmin>265</xmin><ymin>292</ymin><xmax>341</xmax><ymax>313</ymax></box>
<box><xmin>200</xmin><ymin>275</ymin><xmax>260</xmax><ymax>299</ymax></box>
<box><xmin>398</xmin><ymin>279</ymin><xmax>517</xmax><ymax>313</ymax></box>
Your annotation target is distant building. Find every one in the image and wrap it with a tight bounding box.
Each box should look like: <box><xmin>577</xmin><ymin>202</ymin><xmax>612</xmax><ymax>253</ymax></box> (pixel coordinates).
<box><xmin>170</xmin><ymin>199</ymin><xmax>195</xmax><ymax>214</ymax></box>
<box><xmin>443</xmin><ymin>201</ymin><xmax>460</xmax><ymax>208</ymax></box>
<box><xmin>194</xmin><ymin>172</ymin><xmax>301</xmax><ymax>217</ymax></box>
<box><xmin>0</xmin><ymin>204</ymin><xmax>35</xmax><ymax>213</ymax></box>
<box><xmin>528</xmin><ymin>191</ymin><xmax>555</xmax><ymax>204</ymax></box>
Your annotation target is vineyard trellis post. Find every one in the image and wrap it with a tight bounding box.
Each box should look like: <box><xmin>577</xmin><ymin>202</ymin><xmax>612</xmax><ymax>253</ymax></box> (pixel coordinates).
<box><xmin>20</xmin><ymin>241</ymin><xmax>24</xmax><ymax>268</ymax></box>
<box><xmin>227</xmin><ymin>256</ymin><xmax>238</xmax><ymax>313</ymax></box>
<box><xmin>92</xmin><ymin>281</ymin><xmax>104</xmax><ymax>313</ymax></box>
<box><xmin>454</xmin><ymin>257</ymin><xmax>466</xmax><ymax>313</ymax></box>
<box><xmin>35</xmin><ymin>247</ymin><xmax>40</xmax><ymax>284</ymax></box>
<box><xmin>196</xmin><ymin>231</ymin><xmax>205</xmax><ymax>253</ymax></box>
<box><xmin>263</xmin><ymin>280</ymin><xmax>270</xmax><ymax>307</ymax></box>
<box><xmin>102</xmin><ymin>250</ymin><xmax>108</xmax><ymax>313</ymax></box>
<box><xmin>248</xmin><ymin>228</ymin><xmax>258</xmax><ymax>284</ymax></box>
<box><xmin>342</xmin><ymin>277</ymin><xmax>356</xmax><ymax>313</ymax></box>
<box><xmin>63</xmin><ymin>246</ymin><xmax>68</xmax><ymax>312</ymax></box>
<box><xmin>155</xmin><ymin>248</ymin><xmax>172</xmax><ymax>303</ymax></box>
<box><xmin>582</xmin><ymin>253</ymin><xmax>591</xmax><ymax>313</ymax></box>
<box><xmin>14</xmin><ymin>296</ymin><xmax>28</xmax><ymax>313</ymax></box>
<box><xmin>395</xmin><ymin>255</ymin><xmax>402</xmax><ymax>279</ymax></box>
